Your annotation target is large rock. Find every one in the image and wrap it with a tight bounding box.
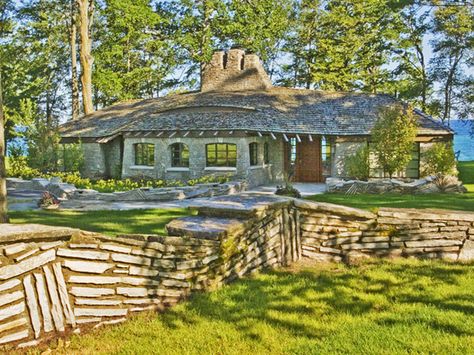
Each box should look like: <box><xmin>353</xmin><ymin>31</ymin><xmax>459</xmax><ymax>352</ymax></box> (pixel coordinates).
<box><xmin>46</xmin><ymin>183</ymin><xmax>77</xmax><ymax>199</ymax></box>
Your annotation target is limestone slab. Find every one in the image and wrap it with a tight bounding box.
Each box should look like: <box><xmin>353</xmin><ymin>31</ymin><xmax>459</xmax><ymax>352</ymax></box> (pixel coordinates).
<box><xmin>0</xmin><ymin>301</ymin><xmax>25</xmax><ymax>322</ymax></box>
<box><xmin>70</xmin><ymin>287</ymin><xmax>115</xmax><ymax>297</ymax></box>
<box><xmin>405</xmin><ymin>240</ymin><xmax>463</xmax><ymax>248</ymax></box>
<box><xmin>101</xmin><ymin>244</ymin><xmax>132</xmax><ymax>254</ymax></box>
<box><xmin>111</xmin><ymin>253</ymin><xmax>152</xmax><ymax>266</ymax></box>
<box><xmin>40</xmin><ymin>241</ymin><xmax>64</xmax><ymax>250</ymax></box>
<box><xmin>74</xmin><ymin>308</ymin><xmax>128</xmax><ymax>317</ymax></box>
<box><xmin>34</xmin><ymin>273</ymin><xmax>54</xmax><ymax>332</ymax></box>
<box><xmin>128</xmin><ymin>266</ymin><xmax>159</xmax><ymax>277</ymax></box>
<box><xmin>69</xmin><ymin>243</ymin><xmax>98</xmax><ymax>249</ymax></box>
<box><xmin>15</xmin><ymin>248</ymin><xmax>40</xmax><ymax>262</ymax></box>
<box><xmin>76</xmin><ymin>317</ymin><xmax>101</xmax><ymax>324</ymax></box>
<box><xmin>57</xmin><ymin>248</ymin><xmax>109</xmax><ymax>261</ymax></box>
<box><xmin>75</xmin><ymin>298</ymin><xmax>122</xmax><ymax>306</ymax></box>
<box><xmin>0</xmin><ymin>317</ymin><xmax>28</xmax><ymax>334</ymax></box>
<box><xmin>43</xmin><ymin>265</ymin><xmax>65</xmax><ymax>332</ymax></box>
<box><xmin>3</xmin><ymin>243</ymin><xmax>26</xmax><ymax>256</ymax></box>
<box><xmin>0</xmin><ymin>290</ymin><xmax>23</xmax><ymax>307</ymax></box>
<box><xmin>0</xmin><ymin>249</ymin><xmax>56</xmax><ymax>280</ymax></box>
<box><xmin>0</xmin><ymin>279</ymin><xmax>21</xmax><ymax>293</ymax></box>
<box><xmin>167</xmin><ymin>216</ymin><xmax>247</xmax><ymax>240</ymax></box>
<box><xmin>0</xmin><ymin>329</ymin><xmax>29</xmax><ymax>345</ymax></box>
<box><xmin>68</xmin><ymin>275</ymin><xmax>159</xmax><ymax>286</ymax></box>
<box><xmin>53</xmin><ymin>263</ymin><xmax>76</xmax><ymax>327</ymax></box>
<box><xmin>63</xmin><ymin>260</ymin><xmax>114</xmax><ymax>274</ymax></box>
<box><xmin>152</xmin><ymin>259</ymin><xmax>175</xmax><ymax>269</ymax></box>
<box><xmin>23</xmin><ymin>275</ymin><xmax>41</xmax><ymax>338</ymax></box>
<box><xmin>116</xmin><ymin>287</ymin><xmax>148</xmax><ymax>297</ymax></box>
<box><xmin>340</xmin><ymin>242</ymin><xmax>389</xmax><ymax>250</ymax></box>
<box><xmin>459</xmin><ymin>240</ymin><xmax>474</xmax><ymax>261</ymax></box>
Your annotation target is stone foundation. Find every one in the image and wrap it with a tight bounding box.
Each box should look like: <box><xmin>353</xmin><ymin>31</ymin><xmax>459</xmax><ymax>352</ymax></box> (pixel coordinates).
<box><xmin>0</xmin><ymin>195</ymin><xmax>472</xmax><ymax>349</ymax></box>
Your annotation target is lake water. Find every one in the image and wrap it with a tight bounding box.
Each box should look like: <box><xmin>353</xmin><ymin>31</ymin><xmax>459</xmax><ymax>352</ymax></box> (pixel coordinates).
<box><xmin>452</xmin><ymin>120</ymin><xmax>474</xmax><ymax>161</ymax></box>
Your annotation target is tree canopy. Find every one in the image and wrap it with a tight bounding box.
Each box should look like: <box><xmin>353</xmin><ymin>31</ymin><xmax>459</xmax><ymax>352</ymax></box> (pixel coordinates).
<box><xmin>0</xmin><ymin>0</ymin><xmax>472</xmax><ymax>146</ymax></box>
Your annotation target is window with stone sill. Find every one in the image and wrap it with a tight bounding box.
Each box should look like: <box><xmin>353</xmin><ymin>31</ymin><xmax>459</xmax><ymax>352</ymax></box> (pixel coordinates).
<box><xmin>170</xmin><ymin>143</ymin><xmax>189</xmax><ymax>167</ymax></box>
<box><xmin>206</xmin><ymin>143</ymin><xmax>237</xmax><ymax>167</ymax></box>
<box><xmin>134</xmin><ymin>143</ymin><xmax>155</xmax><ymax>166</ymax></box>
<box><xmin>249</xmin><ymin>142</ymin><xmax>258</xmax><ymax>166</ymax></box>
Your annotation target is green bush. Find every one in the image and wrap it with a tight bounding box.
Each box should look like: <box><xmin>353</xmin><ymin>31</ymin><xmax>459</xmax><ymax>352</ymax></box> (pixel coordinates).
<box><xmin>7</xmin><ymin>163</ymin><xmax>234</xmax><ymax>193</ymax></box>
<box><xmin>344</xmin><ymin>145</ymin><xmax>370</xmax><ymax>180</ymax></box>
<box><xmin>422</xmin><ymin>142</ymin><xmax>457</xmax><ymax>176</ymax></box>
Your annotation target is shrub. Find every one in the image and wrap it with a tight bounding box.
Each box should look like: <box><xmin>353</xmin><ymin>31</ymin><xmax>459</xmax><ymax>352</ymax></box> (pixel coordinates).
<box><xmin>344</xmin><ymin>145</ymin><xmax>370</xmax><ymax>180</ymax></box>
<box><xmin>371</xmin><ymin>105</ymin><xmax>417</xmax><ymax>178</ymax></box>
<box><xmin>422</xmin><ymin>142</ymin><xmax>457</xmax><ymax>176</ymax></box>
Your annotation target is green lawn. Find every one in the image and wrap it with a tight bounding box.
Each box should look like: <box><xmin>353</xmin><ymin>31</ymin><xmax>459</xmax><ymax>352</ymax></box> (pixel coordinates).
<box><xmin>9</xmin><ymin>208</ymin><xmax>191</xmax><ymax>236</ymax></box>
<box><xmin>307</xmin><ymin>161</ymin><xmax>474</xmax><ymax>211</ymax></box>
<box><xmin>49</xmin><ymin>259</ymin><xmax>474</xmax><ymax>354</ymax></box>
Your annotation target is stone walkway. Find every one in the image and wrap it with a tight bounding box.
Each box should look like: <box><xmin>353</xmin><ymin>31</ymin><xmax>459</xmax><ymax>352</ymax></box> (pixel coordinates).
<box><xmin>7</xmin><ymin>183</ymin><xmax>326</xmax><ymax>212</ymax></box>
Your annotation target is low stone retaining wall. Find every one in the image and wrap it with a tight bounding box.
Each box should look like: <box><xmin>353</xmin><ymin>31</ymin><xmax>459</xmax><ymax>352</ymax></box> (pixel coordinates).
<box><xmin>296</xmin><ymin>200</ymin><xmax>474</xmax><ymax>262</ymax></box>
<box><xmin>326</xmin><ymin>175</ymin><xmax>467</xmax><ymax>194</ymax></box>
<box><xmin>0</xmin><ymin>195</ymin><xmax>472</xmax><ymax>349</ymax></box>
<box><xmin>7</xmin><ymin>178</ymin><xmax>246</xmax><ymax>202</ymax></box>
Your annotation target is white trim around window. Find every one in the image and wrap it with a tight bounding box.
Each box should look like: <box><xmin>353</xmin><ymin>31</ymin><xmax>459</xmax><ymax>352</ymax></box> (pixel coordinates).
<box><xmin>204</xmin><ymin>167</ymin><xmax>237</xmax><ymax>172</ymax></box>
<box><xmin>129</xmin><ymin>165</ymin><xmax>154</xmax><ymax>170</ymax></box>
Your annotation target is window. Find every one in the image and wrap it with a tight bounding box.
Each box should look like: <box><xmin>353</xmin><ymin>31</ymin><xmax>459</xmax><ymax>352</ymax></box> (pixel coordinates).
<box><xmin>206</xmin><ymin>143</ymin><xmax>237</xmax><ymax>167</ymax></box>
<box><xmin>321</xmin><ymin>137</ymin><xmax>333</xmax><ymax>176</ymax></box>
<box><xmin>405</xmin><ymin>143</ymin><xmax>420</xmax><ymax>179</ymax></box>
<box><xmin>170</xmin><ymin>143</ymin><xmax>189</xmax><ymax>167</ymax></box>
<box><xmin>264</xmin><ymin>142</ymin><xmax>270</xmax><ymax>164</ymax></box>
<box><xmin>249</xmin><ymin>143</ymin><xmax>258</xmax><ymax>166</ymax></box>
<box><xmin>134</xmin><ymin>143</ymin><xmax>154</xmax><ymax>166</ymax></box>
<box><xmin>369</xmin><ymin>142</ymin><xmax>420</xmax><ymax>178</ymax></box>
<box><xmin>290</xmin><ymin>138</ymin><xmax>297</xmax><ymax>163</ymax></box>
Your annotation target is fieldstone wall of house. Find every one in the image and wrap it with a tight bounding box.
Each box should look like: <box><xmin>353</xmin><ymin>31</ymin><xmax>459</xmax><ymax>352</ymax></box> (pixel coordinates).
<box><xmin>81</xmin><ymin>144</ymin><xmax>106</xmax><ymax>178</ymax></box>
<box><xmin>332</xmin><ymin>141</ymin><xmax>366</xmax><ymax>177</ymax></box>
<box><xmin>201</xmin><ymin>49</ymin><xmax>272</xmax><ymax>92</ymax></box>
<box><xmin>2</xmin><ymin>195</ymin><xmax>471</xmax><ymax>349</ymax></box>
<box><xmin>121</xmin><ymin>136</ymin><xmax>284</xmax><ymax>187</ymax></box>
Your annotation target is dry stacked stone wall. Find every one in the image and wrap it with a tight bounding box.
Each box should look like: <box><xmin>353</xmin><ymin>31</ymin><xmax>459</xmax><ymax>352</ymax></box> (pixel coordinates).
<box><xmin>0</xmin><ymin>195</ymin><xmax>472</xmax><ymax>349</ymax></box>
<box><xmin>296</xmin><ymin>200</ymin><xmax>474</xmax><ymax>263</ymax></box>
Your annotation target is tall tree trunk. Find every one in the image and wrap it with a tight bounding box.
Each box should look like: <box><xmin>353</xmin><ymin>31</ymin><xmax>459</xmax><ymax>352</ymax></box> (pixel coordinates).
<box><xmin>77</xmin><ymin>0</ymin><xmax>94</xmax><ymax>115</ymax></box>
<box><xmin>0</xmin><ymin>71</ymin><xmax>8</xmax><ymax>223</ymax></box>
<box><xmin>70</xmin><ymin>0</ymin><xmax>80</xmax><ymax>119</ymax></box>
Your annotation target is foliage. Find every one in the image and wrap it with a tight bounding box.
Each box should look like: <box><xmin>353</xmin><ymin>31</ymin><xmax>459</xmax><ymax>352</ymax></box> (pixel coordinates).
<box><xmin>6</xmin><ymin>164</ymin><xmax>233</xmax><ymax>193</ymax></box>
<box><xmin>275</xmin><ymin>172</ymin><xmax>301</xmax><ymax>198</ymax></box>
<box><xmin>10</xmin><ymin>208</ymin><xmax>191</xmax><ymax>236</ymax></box>
<box><xmin>422</xmin><ymin>142</ymin><xmax>457</xmax><ymax>177</ymax></box>
<box><xmin>344</xmin><ymin>144</ymin><xmax>370</xmax><ymax>180</ymax></box>
<box><xmin>37</xmin><ymin>191</ymin><xmax>59</xmax><ymax>208</ymax></box>
<box><xmin>32</xmin><ymin>260</ymin><xmax>474</xmax><ymax>354</ymax></box>
<box><xmin>458</xmin><ymin>160</ymin><xmax>474</xmax><ymax>184</ymax></box>
<box><xmin>371</xmin><ymin>105</ymin><xmax>417</xmax><ymax>178</ymax></box>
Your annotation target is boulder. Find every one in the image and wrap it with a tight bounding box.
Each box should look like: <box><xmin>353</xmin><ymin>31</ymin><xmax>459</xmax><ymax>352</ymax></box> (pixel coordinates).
<box><xmin>46</xmin><ymin>183</ymin><xmax>76</xmax><ymax>199</ymax></box>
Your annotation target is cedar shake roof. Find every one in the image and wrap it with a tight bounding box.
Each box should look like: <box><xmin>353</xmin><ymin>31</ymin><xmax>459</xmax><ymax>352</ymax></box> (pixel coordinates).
<box><xmin>59</xmin><ymin>87</ymin><xmax>453</xmax><ymax>139</ymax></box>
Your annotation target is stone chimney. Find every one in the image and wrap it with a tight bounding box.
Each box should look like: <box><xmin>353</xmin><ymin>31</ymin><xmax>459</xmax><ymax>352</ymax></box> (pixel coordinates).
<box><xmin>201</xmin><ymin>49</ymin><xmax>273</xmax><ymax>92</ymax></box>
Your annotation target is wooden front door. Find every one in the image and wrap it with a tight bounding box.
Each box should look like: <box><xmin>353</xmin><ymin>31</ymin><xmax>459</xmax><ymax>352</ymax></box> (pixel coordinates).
<box><xmin>284</xmin><ymin>138</ymin><xmax>323</xmax><ymax>182</ymax></box>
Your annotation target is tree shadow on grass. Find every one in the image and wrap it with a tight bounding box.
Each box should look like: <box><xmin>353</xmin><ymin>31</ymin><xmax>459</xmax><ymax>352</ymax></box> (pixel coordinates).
<box><xmin>159</xmin><ymin>260</ymin><xmax>474</xmax><ymax>344</ymax></box>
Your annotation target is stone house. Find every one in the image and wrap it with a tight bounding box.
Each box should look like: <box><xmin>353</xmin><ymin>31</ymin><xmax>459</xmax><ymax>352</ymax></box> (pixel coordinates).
<box><xmin>59</xmin><ymin>49</ymin><xmax>453</xmax><ymax>186</ymax></box>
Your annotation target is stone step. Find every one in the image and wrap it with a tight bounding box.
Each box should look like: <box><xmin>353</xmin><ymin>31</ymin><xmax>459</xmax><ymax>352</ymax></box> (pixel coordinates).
<box><xmin>189</xmin><ymin>194</ymin><xmax>291</xmax><ymax>219</ymax></box>
<box><xmin>166</xmin><ymin>216</ymin><xmax>248</xmax><ymax>240</ymax></box>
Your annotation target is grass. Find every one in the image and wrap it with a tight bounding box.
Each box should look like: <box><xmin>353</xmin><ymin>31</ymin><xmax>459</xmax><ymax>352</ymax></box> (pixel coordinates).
<box><xmin>9</xmin><ymin>208</ymin><xmax>191</xmax><ymax>236</ymax></box>
<box><xmin>43</xmin><ymin>259</ymin><xmax>474</xmax><ymax>355</ymax></box>
<box><xmin>307</xmin><ymin>161</ymin><xmax>474</xmax><ymax>212</ymax></box>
